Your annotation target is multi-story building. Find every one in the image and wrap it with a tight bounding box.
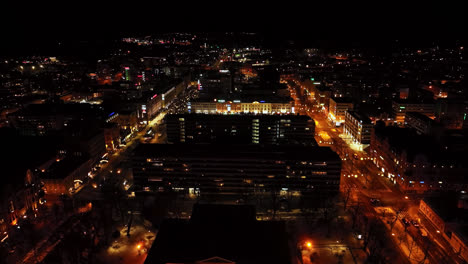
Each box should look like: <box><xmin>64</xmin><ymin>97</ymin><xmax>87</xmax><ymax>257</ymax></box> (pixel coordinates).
<box><xmin>343</xmin><ymin>111</ymin><xmax>373</xmax><ymax>147</ymax></box>
<box><xmin>7</xmin><ymin>103</ymin><xmax>106</xmax><ymax>136</ymax></box>
<box><xmin>188</xmin><ymin>98</ymin><xmax>293</xmax><ymax>115</ymax></box>
<box><xmin>131</xmin><ymin>144</ymin><xmax>341</xmax><ymax>200</ymax></box>
<box><xmin>0</xmin><ymin>134</ymin><xmax>58</xmax><ymax>243</ymax></box>
<box><xmin>435</xmin><ymin>98</ymin><xmax>468</xmax><ymax>130</ymax></box>
<box><xmin>405</xmin><ymin>112</ymin><xmax>434</xmax><ymax>135</ymax></box>
<box><xmin>199</xmin><ymin>70</ymin><xmax>232</xmax><ymax>95</ymax></box>
<box><xmin>164</xmin><ymin>113</ymin><xmax>315</xmax><ymax>145</ymax></box>
<box><xmin>39</xmin><ymin>156</ymin><xmax>92</xmax><ymax>195</ymax></box>
<box><xmin>312</xmin><ymin>85</ymin><xmax>332</xmax><ymax>113</ymax></box>
<box><xmin>328</xmin><ymin>97</ymin><xmax>353</xmax><ymax>126</ymax></box>
<box><xmin>419</xmin><ymin>195</ymin><xmax>468</xmax><ymax>263</ymax></box>
<box><xmin>371</xmin><ymin>125</ymin><xmax>468</xmax><ymax>193</ymax></box>
<box><xmin>102</xmin><ymin>122</ymin><xmax>120</xmax><ymax>152</ymax></box>
<box><xmin>392</xmin><ymin>99</ymin><xmax>435</xmax><ymax>126</ymax></box>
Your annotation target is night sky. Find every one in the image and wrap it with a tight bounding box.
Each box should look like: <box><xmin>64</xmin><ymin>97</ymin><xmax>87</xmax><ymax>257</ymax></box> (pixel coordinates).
<box><xmin>1</xmin><ymin>1</ymin><xmax>465</xmax><ymax>56</ymax></box>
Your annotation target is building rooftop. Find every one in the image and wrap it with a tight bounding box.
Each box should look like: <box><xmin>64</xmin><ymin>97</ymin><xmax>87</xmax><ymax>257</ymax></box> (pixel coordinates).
<box><xmin>167</xmin><ymin>113</ymin><xmax>313</xmax><ymax>122</ymax></box>
<box><xmin>191</xmin><ymin>94</ymin><xmax>292</xmax><ymax>104</ymax></box>
<box><xmin>346</xmin><ymin>110</ymin><xmax>371</xmax><ymax>123</ymax></box>
<box><xmin>0</xmin><ymin>128</ymin><xmax>59</xmax><ymax>186</ymax></box>
<box><xmin>406</xmin><ymin>112</ymin><xmax>434</xmax><ymax>123</ymax></box>
<box><xmin>134</xmin><ymin>143</ymin><xmax>340</xmax><ymax>162</ymax></box>
<box><xmin>144</xmin><ymin>204</ymin><xmax>292</xmax><ymax>264</ymax></box>
<box><xmin>39</xmin><ymin>155</ymin><xmax>89</xmax><ymax>180</ymax></box>
<box><xmin>330</xmin><ymin>97</ymin><xmax>353</xmax><ymax>104</ymax></box>
<box><xmin>8</xmin><ymin>103</ymin><xmax>104</xmax><ymax>118</ymax></box>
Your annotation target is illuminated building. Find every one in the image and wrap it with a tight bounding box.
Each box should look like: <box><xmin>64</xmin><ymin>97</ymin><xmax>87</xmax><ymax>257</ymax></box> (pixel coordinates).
<box><xmin>103</xmin><ymin>122</ymin><xmax>120</xmax><ymax>152</ymax></box>
<box><xmin>131</xmin><ymin>144</ymin><xmax>341</xmax><ymax>199</ymax></box>
<box><xmin>343</xmin><ymin>111</ymin><xmax>372</xmax><ymax>148</ymax></box>
<box><xmin>392</xmin><ymin>99</ymin><xmax>435</xmax><ymax>126</ymax></box>
<box><xmin>419</xmin><ymin>196</ymin><xmax>468</xmax><ymax>263</ymax></box>
<box><xmin>189</xmin><ymin>99</ymin><xmax>293</xmax><ymax>115</ymax></box>
<box><xmin>39</xmin><ymin>156</ymin><xmax>92</xmax><ymax>195</ymax></box>
<box><xmin>328</xmin><ymin>97</ymin><xmax>353</xmax><ymax>126</ymax></box>
<box><xmin>164</xmin><ymin>114</ymin><xmax>315</xmax><ymax>145</ymax></box>
<box><xmin>124</xmin><ymin>66</ymin><xmax>131</xmax><ymax>81</ymax></box>
<box><xmin>370</xmin><ymin>125</ymin><xmax>468</xmax><ymax>193</ymax></box>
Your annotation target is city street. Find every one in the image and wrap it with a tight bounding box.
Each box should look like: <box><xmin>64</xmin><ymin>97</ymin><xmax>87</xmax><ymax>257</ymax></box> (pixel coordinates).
<box><xmin>283</xmin><ymin>77</ymin><xmax>462</xmax><ymax>264</ymax></box>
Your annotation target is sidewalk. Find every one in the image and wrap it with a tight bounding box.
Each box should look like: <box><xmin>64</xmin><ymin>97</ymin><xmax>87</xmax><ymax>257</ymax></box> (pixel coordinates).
<box><xmin>381</xmin><ymin>215</ymin><xmax>428</xmax><ymax>264</ymax></box>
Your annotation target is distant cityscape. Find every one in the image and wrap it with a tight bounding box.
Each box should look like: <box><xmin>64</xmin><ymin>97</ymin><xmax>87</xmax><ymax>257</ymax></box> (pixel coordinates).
<box><xmin>0</xmin><ymin>34</ymin><xmax>467</xmax><ymax>264</ymax></box>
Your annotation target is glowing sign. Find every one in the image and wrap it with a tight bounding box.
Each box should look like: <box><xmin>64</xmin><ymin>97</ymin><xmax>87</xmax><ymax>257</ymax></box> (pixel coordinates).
<box><xmin>310</xmin><ymin>78</ymin><xmax>315</xmax><ymax>81</ymax></box>
<box><xmin>152</xmin><ymin>94</ymin><xmax>157</xmax><ymax>99</ymax></box>
<box><xmin>108</xmin><ymin>112</ymin><xmax>115</xmax><ymax>117</ymax></box>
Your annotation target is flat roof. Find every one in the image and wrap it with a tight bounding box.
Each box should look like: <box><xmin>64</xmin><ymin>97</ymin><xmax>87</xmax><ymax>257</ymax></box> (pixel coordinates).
<box><xmin>330</xmin><ymin>97</ymin><xmax>353</xmax><ymax>103</ymax></box>
<box><xmin>134</xmin><ymin>144</ymin><xmax>340</xmax><ymax>161</ymax></box>
<box><xmin>406</xmin><ymin>112</ymin><xmax>433</xmax><ymax>122</ymax></box>
<box><xmin>191</xmin><ymin>95</ymin><xmax>292</xmax><ymax>103</ymax></box>
<box><xmin>346</xmin><ymin>110</ymin><xmax>371</xmax><ymax>123</ymax></box>
<box><xmin>166</xmin><ymin>113</ymin><xmax>313</xmax><ymax>122</ymax></box>
<box><xmin>144</xmin><ymin>204</ymin><xmax>291</xmax><ymax>264</ymax></box>
<box><xmin>39</xmin><ymin>156</ymin><xmax>89</xmax><ymax>180</ymax></box>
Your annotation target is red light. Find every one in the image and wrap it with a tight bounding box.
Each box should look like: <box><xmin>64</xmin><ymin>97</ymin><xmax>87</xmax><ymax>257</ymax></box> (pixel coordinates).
<box><xmin>152</xmin><ymin>94</ymin><xmax>158</xmax><ymax>99</ymax></box>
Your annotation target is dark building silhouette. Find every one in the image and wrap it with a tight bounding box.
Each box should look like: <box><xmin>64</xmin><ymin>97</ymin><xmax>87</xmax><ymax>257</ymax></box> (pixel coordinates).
<box><xmin>144</xmin><ymin>204</ymin><xmax>292</xmax><ymax>264</ymax></box>
<box><xmin>131</xmin><ymin>144</ymin><xmax>341</xmax><ymax>199</ymax></box>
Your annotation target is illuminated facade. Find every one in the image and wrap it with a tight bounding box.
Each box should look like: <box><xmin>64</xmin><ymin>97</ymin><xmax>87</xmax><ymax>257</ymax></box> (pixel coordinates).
<box><xmin>328</xmin><ymin>97</ymin><xmax>353</xmax><ymax>126</ymax></box>
<box><xmin>370</xmin><ymin>126</ymin><xmax>468</xmax><ymax>193</ymax></box>
<box><xmin>392</xmin><ymin>100</ymin><xmax>435</xmax><ymax>126</ymax></box>
<box><xmin>189</xmin><ymin>100</ymin><xmax>293</xmax><ymax>114</ymax></box>
<box><xmin>343</xmin><ymin>111</ymin><xmax>372</xmax><ymax>146</ymax></box>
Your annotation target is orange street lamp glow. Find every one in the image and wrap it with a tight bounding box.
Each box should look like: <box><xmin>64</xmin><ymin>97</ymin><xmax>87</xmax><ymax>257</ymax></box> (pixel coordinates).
<box><xmin>306</xmin><ymin>242</ymin><xmax>312</xmax><ymax>248</ymax></box>
<box><xmin>137</xmin><ymin>244</ymin><xmax>142</xmax><ymax>249</ymax></box>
